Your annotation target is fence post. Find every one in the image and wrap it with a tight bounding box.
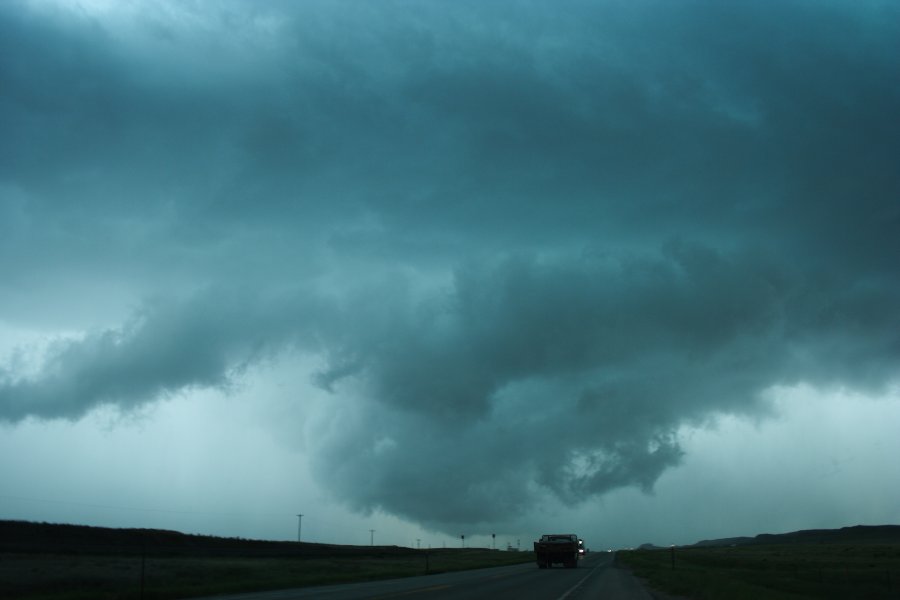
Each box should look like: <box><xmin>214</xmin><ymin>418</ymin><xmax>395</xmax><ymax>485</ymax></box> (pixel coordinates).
<box><xmin>140</xmin><ymin>540</ymin><xmax>146</xmax><ymax>600</ymax></box>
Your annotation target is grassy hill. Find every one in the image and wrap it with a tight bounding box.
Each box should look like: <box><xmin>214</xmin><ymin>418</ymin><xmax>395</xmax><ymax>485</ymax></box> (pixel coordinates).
<box><xmin>0</xmin><ymin>520</ymin><xmax>533</xmax><ymax>600</ymax></box>
<box><xmin>691</xmin><ymin>524</ymin><xmax>900</xmax><ymax>548</ymax></box>
<box><xmin>619</xmin><ymin>525</ymin><xmax>900</xmax><ymax>600</ymax></box>
<box><xmin>0</xmin><ymin>519</ymin><xmax>420</xmax><ymax>558</ymax></box>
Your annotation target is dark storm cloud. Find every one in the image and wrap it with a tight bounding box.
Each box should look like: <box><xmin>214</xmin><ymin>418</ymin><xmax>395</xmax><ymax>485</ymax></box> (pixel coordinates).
<box><xmin>1</xmin><ymin>0</ymin><xmax>899</xmax><ymax>530</ymax></box>
<box><xmin>309</xmin><ymin>244</ymin><xmax>899</xmax><ymax>525</ymax></box>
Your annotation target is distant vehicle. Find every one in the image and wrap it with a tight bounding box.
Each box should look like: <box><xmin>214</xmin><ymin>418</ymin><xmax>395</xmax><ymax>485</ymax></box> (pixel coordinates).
<box><xmin>534</xmin><ymin>534</ymin><xmax>582</xmax><ymax>568</ymax></box>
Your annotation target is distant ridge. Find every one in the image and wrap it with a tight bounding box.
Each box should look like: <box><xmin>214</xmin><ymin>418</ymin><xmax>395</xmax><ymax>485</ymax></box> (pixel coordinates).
<box><xmin>638</xmin><ymin>543</ymin><xmax>666</xmax><ymax>550</ymax></box>
<box><xmin>690</xmin><ymin>525</ymin><xmax>900</xmax><ymax>548</ymax></box>
<box><xmin>691</xmin><ymin>536</ymin><xmax>754</xmax><ymax>547</ymax></box>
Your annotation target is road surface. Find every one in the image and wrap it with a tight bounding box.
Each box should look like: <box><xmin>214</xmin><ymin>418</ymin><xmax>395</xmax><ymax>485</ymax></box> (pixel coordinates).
<box><xmin>192</xmin><ymin>552</ymin><xmax>666</xmax><ymax>600</ymax></box>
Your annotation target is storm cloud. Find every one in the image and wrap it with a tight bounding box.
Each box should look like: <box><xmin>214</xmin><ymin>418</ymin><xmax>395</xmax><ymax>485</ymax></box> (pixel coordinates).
<box><xmin>1</xmin><ymin>0</ymin><xmax>898</xmax><ymax>533</ymax></box>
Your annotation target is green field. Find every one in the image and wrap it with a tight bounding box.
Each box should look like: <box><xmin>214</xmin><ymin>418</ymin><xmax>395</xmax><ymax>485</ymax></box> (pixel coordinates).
<box><xmin>0</xmin><ymin>521</ymin><xmax>534</xmax><ymax>600</ymax></box>
<box><xmin>1</xmin><ymin>549</ymin><xmax>535</xmax><ymax>600</ymax></box>
<box><xmin>618</xmin><ymin>543</ymin><xmax>900</xmax><ymax>599</ymax></box>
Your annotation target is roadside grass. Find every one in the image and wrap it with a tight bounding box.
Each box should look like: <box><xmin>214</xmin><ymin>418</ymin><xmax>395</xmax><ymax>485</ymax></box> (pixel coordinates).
<box><xmin>0</xmin><ymin>549</ymin><xmax>535</xmax><ymax>600</ymax></box>
<box><xmin>617</xmin><ymin>543</ymin><xmax>900</xmax><ymax>599</ymax></box>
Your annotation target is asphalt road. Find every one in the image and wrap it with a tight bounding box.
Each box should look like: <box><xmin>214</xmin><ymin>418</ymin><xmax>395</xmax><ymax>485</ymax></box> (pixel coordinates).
<box><xmin>193</xmin><ymin>552</ymin><xmax>660</xmax><ymax>600</ymax></box>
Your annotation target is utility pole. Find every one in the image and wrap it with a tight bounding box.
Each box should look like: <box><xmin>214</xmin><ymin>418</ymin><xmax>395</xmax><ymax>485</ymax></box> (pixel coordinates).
<box><xmin>370</xmin><ymin>529</ymin><xmax>375</xmax><ymax>546</ymax></box>
<box><xmin>296</xmin><ymin>514</ymin><xmax>303</xmax><ymax>542</ymax></box>
<box><xmin>416</xmin><ymin>538</ymin><xmax>421</xmax><ymax>549</ymax></box>
<box><xmin>492</xmin><ymin>533</ymin><xmax>496</xmax><ymax>550</ymax></box>
<box><xmin>461</xmin><ymin>534</ymin><xmax>465</xmax><ymax>548</ymax></box>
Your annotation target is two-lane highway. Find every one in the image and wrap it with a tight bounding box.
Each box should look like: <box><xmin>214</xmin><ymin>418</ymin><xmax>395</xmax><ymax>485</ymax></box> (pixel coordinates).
<box><xmin>193</xmin><ymin>552</ymin><xmax>659</xmax><ymax>600</ymax></box>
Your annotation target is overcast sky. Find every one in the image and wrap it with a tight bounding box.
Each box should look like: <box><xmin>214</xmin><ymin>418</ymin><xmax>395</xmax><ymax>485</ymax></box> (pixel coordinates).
<box><xmin>1</xmin><ymin>0</ymin><xmax>899</xmax><ymax>550</ymax></box>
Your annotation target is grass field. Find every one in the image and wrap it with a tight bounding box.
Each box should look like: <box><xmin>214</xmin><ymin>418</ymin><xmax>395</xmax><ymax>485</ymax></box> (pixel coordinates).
<box><xmin>0</xmin><ymin>548</ymin><xmax>535</xmax><ymax>600</ymax></box>
<box><xmin>618</xmin><ymin>543</ymin><xmax>900</xmax><ymax>599</ymax></box>
<box><xmin>0</xmin><ymin>521</ymin><xmax>535</xmax><ymax>600</ymax></box>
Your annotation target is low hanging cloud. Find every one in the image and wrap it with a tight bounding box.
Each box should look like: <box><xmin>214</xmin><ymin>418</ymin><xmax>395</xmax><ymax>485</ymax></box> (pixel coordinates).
<box><xmin>1</xmin><ymin>0</ymin><xmax>899</xmax><ymax>531</ymax></box>
<box><xmin>306</xmin><ymin>245</ymin><xmax>900</xmax><ymax>526</ymax></box>
<box><xmin>0</xmin><ymin>288</ymin><xmax>326</xmax><ymax>422</ymax></box>
<box><xmin>3</xmin><ymin>244</ymin><xmax>898</xmax><ymax>528</ymax></box>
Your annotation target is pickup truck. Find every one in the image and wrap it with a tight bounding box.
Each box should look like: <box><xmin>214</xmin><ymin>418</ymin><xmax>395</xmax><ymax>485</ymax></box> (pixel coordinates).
<box><xmin>533</xmin><ymin>533</ymin><xmax>583</xmax><ymax>568</ymax></box>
